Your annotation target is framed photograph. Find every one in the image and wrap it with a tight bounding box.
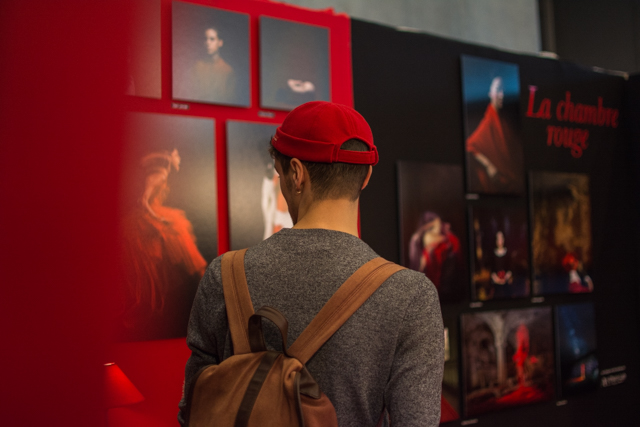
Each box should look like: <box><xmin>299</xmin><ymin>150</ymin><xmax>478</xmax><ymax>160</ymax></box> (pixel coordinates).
<box><xmin>461</xmin><ymin>306</ymin><xmax>555</xmax><ymax>417</ymax></box>
<box><xmin>441</xmin><ymin>318</ymin><xmax>461</xmax><ymax>424</ymax></box>
<box><xmin>556</xmin><ymin>302</ymin><xmax>599</xmax><ymax>397</ymax></box>
<box><xmin>469</xmin><ymin>199</ymin><xmax>530</xmax><ymax>301</ymax></box>
<box><xmin>119</xmin><ymin>112</ymin><xmax>217</xmax><ymax>341</ymax></box>
<box><xmin>260</xmin><ymin>17</ymin><xmax>330</xmax><ymax>110</ymax></box>
<box><xmin>227</xmin><ymin>121</ymin><xmax>293</xmax><ymax>250</ymax></box>
<box><xmin>531</xmin><ymin>171</ymin><xmax>593</xmax><ymax>295</ymax></box>
<box><xmin>127</xmin><ymin>0</ymin><xmax>161</xmax><ymax>98</ymax></box>
<box><xmin>397</xmin><ymin>161</ymin><xmax>467</xmax><ymax>302</ymax></box>
<box><xmin>461</xmin><ymin>55</ymin><xmax>525</xmax><ymax>195</ymax></box>
<box><xmin>172</xmin><ymin>1</ymin><xmax>250</xmax><ymax>107</ymax></box>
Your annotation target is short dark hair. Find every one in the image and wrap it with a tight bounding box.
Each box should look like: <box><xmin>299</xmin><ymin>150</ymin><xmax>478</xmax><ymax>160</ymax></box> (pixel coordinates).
<box><xmin>269</xmin><ymin>139</ymin><xmax>371</xmax><ymax>201</ymax></box>
<box><xmin>205</xmin><ymin>26</ymin><xmax>222</xmax><ymax>39</ymax></box>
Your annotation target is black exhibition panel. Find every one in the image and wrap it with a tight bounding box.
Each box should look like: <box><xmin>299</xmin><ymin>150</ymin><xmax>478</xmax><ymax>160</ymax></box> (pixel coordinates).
<box><xmin>353</xmin><ymin>18</ymin><xmax>640</xmax><ymax>426</ymax></box>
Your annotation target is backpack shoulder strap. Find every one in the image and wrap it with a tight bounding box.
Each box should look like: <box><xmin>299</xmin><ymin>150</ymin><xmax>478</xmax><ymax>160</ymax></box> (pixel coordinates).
<box><xmin>288</xmin><ymin>257</ymin><xmax>405</xmax><ymax>364</ymax></box>
<box><xmin>220</xmin><ymin>248</ymin><xmax>254</xmax><ymax>355</ymax></box>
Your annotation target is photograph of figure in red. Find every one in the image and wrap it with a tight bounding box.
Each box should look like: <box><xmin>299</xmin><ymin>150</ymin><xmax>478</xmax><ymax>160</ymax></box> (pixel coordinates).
<box><xmin>398</xmin><ymin>161</ymin><xmax>467</xmax><ymax>302</ymax></box>
<box><xmin>531</xmin><ymin>171</ymin><xmax>593</xmax><ymax>295</ymax></box>
<box><xmin>409</xmin><ymin>211</ymin><xmax>462</xmax><ymax>293</ymax></box>
<box><xmin>119</xmin><ymin>113</ymin><xmax>217</xmax><ymax>342</ymax></box>
<box><xmin>461</xmin><ymin>55</ymin><xmax>525</xmax><ymax>195</ymax></box>
<box><xmin>462</xmin><ymin>307</ymin><xmax>555</xmax><ymax>417</ymax></box>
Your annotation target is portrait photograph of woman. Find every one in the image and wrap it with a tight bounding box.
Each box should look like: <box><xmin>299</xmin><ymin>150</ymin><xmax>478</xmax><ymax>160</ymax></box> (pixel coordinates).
<box><xmin>469</xmin><ymin>199</ymin><xmax>530</xmax><ymax>301</ymax></box>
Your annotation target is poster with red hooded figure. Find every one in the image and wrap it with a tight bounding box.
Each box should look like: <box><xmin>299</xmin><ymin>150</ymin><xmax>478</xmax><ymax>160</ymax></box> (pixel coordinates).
<box><xmin>461</xmin><ymin>55</ymin><xmax>525</xmax><ymax>195</ymax></box>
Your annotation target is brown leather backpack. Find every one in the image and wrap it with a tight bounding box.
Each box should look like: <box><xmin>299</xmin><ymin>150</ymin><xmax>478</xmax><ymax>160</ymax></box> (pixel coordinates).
<box><xmin>184</xmin><ymin>248</ymin><xmax>404</xmax><ymax>427</ymax></box>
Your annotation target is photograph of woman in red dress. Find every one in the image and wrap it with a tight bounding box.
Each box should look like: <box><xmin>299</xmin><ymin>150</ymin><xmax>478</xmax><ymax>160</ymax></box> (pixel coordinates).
<box><xmin>397</xmin><ymin>161</ymin><xmax>467</xmax><ymax>302</ymax></box>
<box><xmin>119</xmin><ymin>113</ymin><xmax>216</xmax><ymax>341</ymax></box>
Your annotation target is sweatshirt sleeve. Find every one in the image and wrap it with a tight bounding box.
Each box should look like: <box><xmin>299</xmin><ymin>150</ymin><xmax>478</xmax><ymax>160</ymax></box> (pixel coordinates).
<box><xmin>177</xmin><ymin>258</ymin><xmax>227</xmax><ymax>426</ymax></box>
<box><xmin>385</xmin><ymin>278</ymin><xmax>444</xmax><ymax>427</ymax></box>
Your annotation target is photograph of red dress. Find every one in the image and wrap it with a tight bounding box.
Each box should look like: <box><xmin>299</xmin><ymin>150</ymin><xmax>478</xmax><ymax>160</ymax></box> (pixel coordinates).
<box><xmin>120</xmin><ymin>149</ymin><xmax>206</xmax><ymax>341</ymax></box>
<box><xmin>409</xmin><ymin>212</ymin><xmax>462</xmax><ymax>295</ymax></box>
<box><xmin>466</xmin><ymin>102</ymin><xmax>522</xmax><ymax>193</ymax></box>
<box><xmin>118</xmin><ymin>112</ymin><xmax>216</xmax><ymax>342</ymax></box>
<box><xmin>397</xmin><ymin>161</ymin><xmax>467</xmax><ymax>303</ymax></box>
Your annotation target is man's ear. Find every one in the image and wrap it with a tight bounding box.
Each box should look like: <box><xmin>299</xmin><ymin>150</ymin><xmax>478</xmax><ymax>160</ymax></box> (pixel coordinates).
<box><xmin>361</xmin><ymin>165</ymin><xmax>373</xmax><ymax>190</ymax></box>
<box><xmin>289</xmin><ymin>158</ymin><xmax>306</xmax><ymax>191</ymax></box>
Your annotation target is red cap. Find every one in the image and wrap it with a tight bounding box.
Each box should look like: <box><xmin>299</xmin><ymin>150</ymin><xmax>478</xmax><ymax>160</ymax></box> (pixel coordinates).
<box><xmin>272</xmin><ymin>101</ymin><xmax>378</xmax><ymax>165</ymax></box>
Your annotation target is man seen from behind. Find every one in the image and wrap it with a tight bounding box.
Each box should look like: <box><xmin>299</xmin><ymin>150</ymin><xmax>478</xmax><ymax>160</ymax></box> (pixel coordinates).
<box><xmin>178</xmin><ymin>101</ymin><xmax>444</xmax><ymax>426</ymax></box>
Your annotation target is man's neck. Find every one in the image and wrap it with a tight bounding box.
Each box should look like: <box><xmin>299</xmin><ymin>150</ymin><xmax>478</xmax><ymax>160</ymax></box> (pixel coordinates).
<box><xmin>293</xmin><ymin>198</ymin><xmax>360</xmax><ymax>237</ymax></box>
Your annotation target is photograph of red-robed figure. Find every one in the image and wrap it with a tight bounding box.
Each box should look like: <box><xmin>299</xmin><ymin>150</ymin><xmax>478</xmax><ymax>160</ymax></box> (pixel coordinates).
<box><xmin>118</xmin><ymin>113</ymin><xmax>217</xmax><ymax>342</ymax></box>
<box><xmin>461</xmin><ymin>55</ymin><xmax>525</xmax><ymax>195</ymax></box>
<box><xmin>397</xmin><ymin>161</ymin><xmax>467</xmax><ymax>303</ymax></box>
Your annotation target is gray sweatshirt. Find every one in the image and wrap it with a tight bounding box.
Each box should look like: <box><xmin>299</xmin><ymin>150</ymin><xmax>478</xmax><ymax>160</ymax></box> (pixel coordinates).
<box><xmin>178</xmin><ymin>228</ymin><xmax>444</xmax><ymax>427</ymax></box>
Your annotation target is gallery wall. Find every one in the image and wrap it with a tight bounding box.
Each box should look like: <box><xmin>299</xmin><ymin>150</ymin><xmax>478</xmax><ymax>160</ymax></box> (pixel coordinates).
<box><xmin>353</xmin><ymin>18</ymin><xmax>640</xmax><ymax>426</ymax></box>
<box><xmin>552</xmin><ymin>0</ymin><xmax>640</xmax><ymax>73</ymax></box>
<box><xmin>111</xmin><ymin>1</ymin><xmax>354</xmax><ymax>426</ymax></box>
<box><xmin>3</xmin><ymin>1</ymin><xmax>640</xmax><ymax>426</ymax></box>
<box><xmin>0</xmin><ymin>1</ymin><xmax>129</xmax><ymax>426</ymax></box>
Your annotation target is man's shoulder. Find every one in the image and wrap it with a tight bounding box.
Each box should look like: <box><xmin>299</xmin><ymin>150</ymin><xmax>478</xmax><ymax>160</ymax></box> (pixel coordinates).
<box><xmin>383</xmin><ymin>266</ymin><xmax>439</xmax><ymax>301</ymax></box>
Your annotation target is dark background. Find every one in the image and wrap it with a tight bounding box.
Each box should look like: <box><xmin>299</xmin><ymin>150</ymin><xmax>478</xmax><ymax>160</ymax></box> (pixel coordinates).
<box><xmin>442</xmin><ymin>314</ymin><xmax>461</xmax><ymax>421</ymax></box>
<box><xmin>260</xmin><ymin>16</ymin><xmax>330</xmax><ymax>110</ymax></box>
<box><xmin>550</xmin><ymin>0</ymin><xmax>640</xmax><ymax>73</ymax></box>
<box><xmin>353</xmin><ymin>18</ymin><xmax>640</xmax><ymax>426</ymax></box>
<box><xmin>555</xmin><ymin>302</ymin><xmax>599</xmax><ymax>398</ymax></box>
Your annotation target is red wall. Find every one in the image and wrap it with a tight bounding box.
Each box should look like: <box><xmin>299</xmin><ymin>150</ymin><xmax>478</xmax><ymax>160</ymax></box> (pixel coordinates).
<box><xmin>0</xmin><ymin>1</ymin><xmax>127</xmax><ymax>425</ymax></box>
<box><xmin>0</xmin><ymin>1</ymin><xmax>352</xmax><ymax>425</ymax></box>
